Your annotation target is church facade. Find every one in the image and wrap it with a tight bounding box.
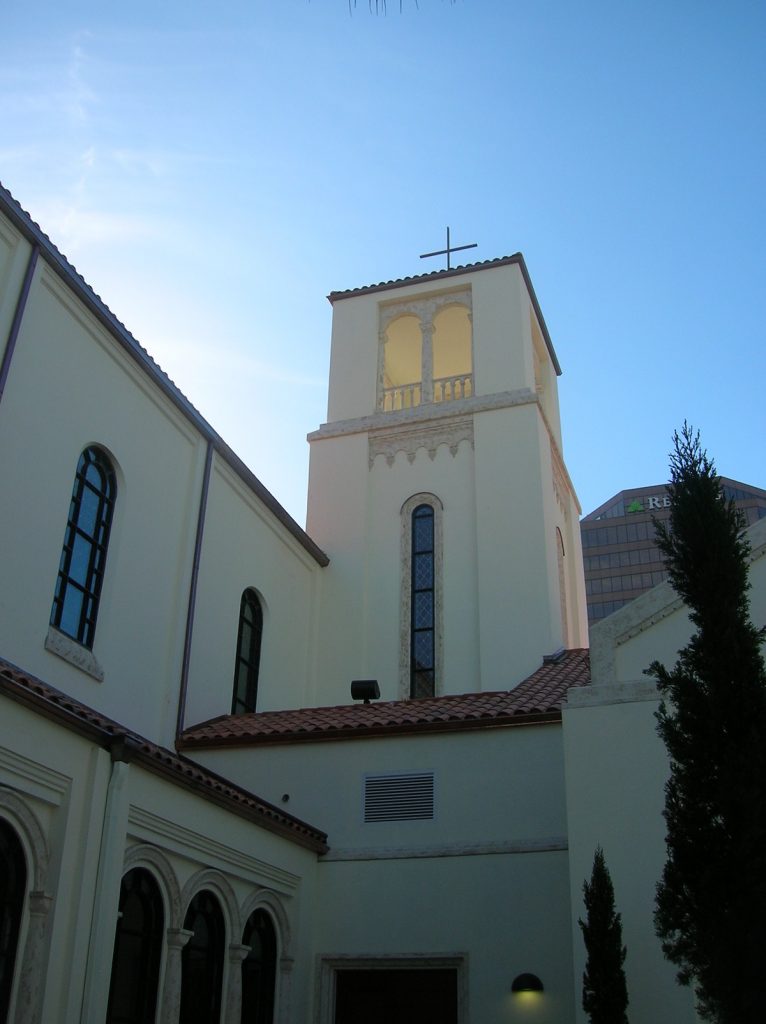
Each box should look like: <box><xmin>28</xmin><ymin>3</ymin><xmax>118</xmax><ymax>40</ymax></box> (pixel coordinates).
<box><xmin>0</xmin><ymin>180</ymin><xmax>733</xmax><ymax>1023</ymax></box>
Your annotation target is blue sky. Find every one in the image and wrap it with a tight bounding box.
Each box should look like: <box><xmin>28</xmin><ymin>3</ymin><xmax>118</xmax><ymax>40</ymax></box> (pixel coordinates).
<box><xmin>3</xmin><ymin>0</ymin><xmax>765</xmax><ymax>524</ymax></box>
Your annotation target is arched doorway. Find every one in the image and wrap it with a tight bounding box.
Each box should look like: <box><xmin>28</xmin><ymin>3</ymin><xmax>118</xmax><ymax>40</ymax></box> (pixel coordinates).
<box><xmin>106</xmin><ymin>867</ymin><xmax>164</xmax><ymax>1024</ymax></box>
<box><xmin>180</xmin><ymin>890</ymin><xmax>225</xmax><ymax>1024</ymax></box>
<box><xmin>0</xmin><ymin>819</ymin><xmax>26</xmax><ymax>1022</ymax></box>
<box><xmin>241</xmin><ymin>908</ymin><xmax>277</xmax><ymax>1023</ymax></box>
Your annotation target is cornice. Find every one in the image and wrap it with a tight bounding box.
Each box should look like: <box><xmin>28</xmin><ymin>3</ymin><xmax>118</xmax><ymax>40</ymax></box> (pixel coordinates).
<box><xmin>307</xmin><ymin>387</ymin><xmax>539</xmax><ymax>443</ymax></box>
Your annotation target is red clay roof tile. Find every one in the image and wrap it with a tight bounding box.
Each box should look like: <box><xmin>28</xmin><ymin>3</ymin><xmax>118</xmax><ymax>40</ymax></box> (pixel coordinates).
<box><xmin>0</xmin><ymin>657</ymin><xmax>327</xmax><ymax>852</ymax></box>
<box><xmin>179</xmin><ymin>649</ymin><xmax>590</xmax><ymax>749</ymax></box>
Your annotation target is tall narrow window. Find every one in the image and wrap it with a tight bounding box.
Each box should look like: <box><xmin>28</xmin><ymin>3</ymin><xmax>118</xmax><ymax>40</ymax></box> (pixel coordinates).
<box><xmin>411</xmin><ymin>505</ymin><xmax>435</xmax><ymax>698</ymax></box>
<box><xmin>106</xmin><ymin>868</ymin><xmax>164</xmax><ymax>1024</ymax></box>
<box><xmin>232</xmin><ymin>589</ymin><xmax>263</xmax><ymax>714</ymax></box>
<box><xmin>180</xmin><ymin>890</ymin><xmax>225</xmax><ymax>1024</ymax></box>
<box><xmin>241</xmin><ymin>909</ymin><xmax>277</xmax><ymax>1024</ymax></box>
<box><xmin>0</xmin><ymin>820</ymin><xmax>26</xmax><ymax>1022</ymax></box>
<box><xmin>51</xmin><ymin>446</ymin><xmax>116</xmax><ymax>648</ymax></box>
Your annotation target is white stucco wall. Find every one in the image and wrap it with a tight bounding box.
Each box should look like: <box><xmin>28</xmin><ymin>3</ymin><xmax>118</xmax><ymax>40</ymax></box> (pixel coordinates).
<box><xmin>184</xmin><ymin>457</ymin><xmax>323</xmax><ymax>723</ymax></box>
<box><xmin>194</xmin><ymin>720</ymin><xmax>575</xmax><ymax>1023</ymax></box>
<box><xmin>563</xmin><ymin>684</ymin><xmax>698</xmax><ymax>1024</ymax></box>
<box><xmin>309</xmin><ymin>261</ymin><xmax>586</xmax><ymax>704</ymax></box>
<box><xmin>564</xmin><ymin>519</ymin><xmax>766</xmax><ymax>1024</ymax></box>
<box><xmin>0</xmin><ymin>261</ymin><xmax>202</xmax><ymax>742</ymax></box>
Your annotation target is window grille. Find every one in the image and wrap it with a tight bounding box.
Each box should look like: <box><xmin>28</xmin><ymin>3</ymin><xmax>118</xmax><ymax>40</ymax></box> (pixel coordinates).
<box><xmin>232</xmin><ymin>589</ymin><xmax>263</xmax><ymax>714</ymax></box>
<box><xmin>410</xmin><ymin>505</ymin><xmax>435</xmax><ymax>698</ymax></box>
<box><xmin>51</xmin><ymin>446</ymin><xmax>116</xmax><ymax>648</ymax></box>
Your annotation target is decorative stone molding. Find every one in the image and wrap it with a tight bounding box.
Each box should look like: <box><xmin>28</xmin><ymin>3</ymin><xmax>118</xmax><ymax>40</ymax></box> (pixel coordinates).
<box><xmin>0</xmin><ymin>791</ymin><xmax>49</xmax><ymax>890</ymax></box>
<box><xmin>369</xmin><ymin>415</ymin><xmax>474</xmax><ymax>468</ymax></box>
<box><xmin>122</xmin><ymin>843</ymin><xmax>182</xmax><ymax>929</ymax></box>
<box><xmin>0</xmin><ymin>794</ymin><xmax>52</xmax><ymax>1023</ymax></box>
<box><xmin>566</xmin><ymin>680</ymin><xmax>661</xmax><ymax>709</ymax></box>
<box><xmin>239</xmin><ymin>888</ymin><xmax>293</xmax><ymax>955</ymax></box>
<box><xmin>224</xmin><ymin>944</ymin><xmax>250</xmax><ymax>1024</ymax></box>
<box><xmin>588</xmin><ymin>578</ymin><xmax>687</xmax><ymax>687</ymax></box>
<box><xmin>44</xmin><ymin>625</ymin><xmax>104</xmax><ymax>681</ymax></box>
<box><xmin>161</xmin><ymin>927</ymin><xmax>194</xmax><ymax>1023</ymax></box>
<box><xmin>551</xmin><ymin>445</ymin><xmax>569</xmax><ymax>517</ymax></box>
<box><xmin>321</xmin><ymin>836</ymin><xmax>568</xmax><ymax>862</ymax></box>
<box><xmin>128</xmin><ymin>806</ymin><xmax>300</xmax><ymax>893</ymax></box>
<box><xmin>378</xmin><ymin>288</ymin><xmax>472</xmax><ymax>334</ymax></box>
<box><xmin>180</xmin><ymin>868</ymin><xmax>241</xmax><ymax>937</ymax></box>
<box><xmin>16</xmin><ymin>891</ymin><xmax>53</xmax><ymax>1024</ymax></box>
<box><xmin>310</xmin><ymin>386</ymin><xmax>537</xmax><ymax>444</ymax></box>
<box><xmin>277</xmin><ymin>956</ymin><xmax>294</xmax><ymax>1024</ymax></box>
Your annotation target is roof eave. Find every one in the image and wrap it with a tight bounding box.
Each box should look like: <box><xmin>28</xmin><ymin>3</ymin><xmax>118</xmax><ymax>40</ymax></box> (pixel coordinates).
<box><xmin>178</xmin><ymin>708</ymin><xmax>563</xmax><ymax>750</ymax></box>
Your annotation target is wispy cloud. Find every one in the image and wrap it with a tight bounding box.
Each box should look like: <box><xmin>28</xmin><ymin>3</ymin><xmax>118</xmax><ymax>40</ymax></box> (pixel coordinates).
<box><xmin>29</xmin><ymin>197</ymin><xmax>161</xmax><ymax>252</ymax></box>
<box><xmin>64</xmin><ymin>34</ymin><xmax>97</xmax><ymax>125</ymax></box>
<box><xmin>147</xmin><ymin>334</ymin><xmax>324</xmax><ymax>391</ymax></box>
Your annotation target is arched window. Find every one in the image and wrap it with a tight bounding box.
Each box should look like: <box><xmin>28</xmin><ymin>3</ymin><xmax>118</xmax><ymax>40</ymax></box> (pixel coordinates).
<box><xmin>0</xmin><ymin>820</ymin><xmax>26</xmax><ymax>1022</ymax></box>
<box><xmin>232</xmin><ymin>590</ymin><xmax>263</xmax><ymax>714</ymax></box>
<box><xmin>106</xmin><ymin>868</ymin><xmax>164</xmax><ymax>1024</ymax></box>
<box><xmin>180</xmin><ymin>890</ymin><xmax>225</xmax><ymax>1024</ymax></box>
<box><xmin>411</xmin><ymin>504</ymin><xmax>435</xmax><ymax>698</ymax></box>
<box><xmin>241</xmin><ymin>909</ymin><xmax>277</xmax><ymax>1024</ymax></box>
<box><xmin>400</xmin><ymin>494</ymin><xmax>443</xmax><ymax>700</ymax></box>
<box><xmin>51</xmin><ymin>446</ymin><xmax>116</xmax><ymax>648</ymax></box>
<box><xmin>556</xmin><ymin>528</ymin><xmax>569</xmax><ymax>647</ymax></box>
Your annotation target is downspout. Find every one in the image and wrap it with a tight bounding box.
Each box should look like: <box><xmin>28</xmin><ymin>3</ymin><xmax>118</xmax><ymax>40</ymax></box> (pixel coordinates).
<box><xmin>176</xmin><ymin>440</ymin><xmax>214</xmax><ymax>740</ymax></box>
<box><xmin>80</xmin><ymin>735</ymin><xmax>136</xmax><ymax>1022</ymax></box>
<box><xmin>0</xmin><ymin>244</ymin><xmax>39</xmax><ymax>405</ymax></box>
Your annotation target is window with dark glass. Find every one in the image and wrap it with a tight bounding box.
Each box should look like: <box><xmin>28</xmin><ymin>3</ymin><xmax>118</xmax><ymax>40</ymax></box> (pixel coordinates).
<box><xmin>0</xmin><ymin>820</ymin><xmax>25</xmax><ymax>1022</ymax></box>
<box><xmin>232</xmin><ymin>590</ymin><xmax>263</xmax><ymax>714</ymax></box>
<box><xmin>106</xmin><ymin>868</ymin><xmax>164</xmax><ymax>1024</ymax></box>
<box><xmin>180</xmin><ymin>890</ymin><xmax>224</xmax><ymax>1024</ymax></box>
<box><xmin>411</xmin><ymin>504</ymin><xmax>435</xmax><ymax>698</ymax></box>
<box><xmin>241</xmin><ymin>909</ymin><xmax>277</xmax><ymax>1024</ymax></box>
<box><xmin>51</xmin><ymin>446</ymin><xmax>116</xmax><ymax>648</ymax></box>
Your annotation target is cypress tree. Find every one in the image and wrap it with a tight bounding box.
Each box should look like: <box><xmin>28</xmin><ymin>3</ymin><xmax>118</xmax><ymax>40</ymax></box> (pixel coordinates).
<box><xmin>579</xmin><ymin>845</ymin><xmax>629</xmax><ymax>1024</ymax></box>
<box><xmin>650</xmin><ymin>424</ymin><xmax>766</xmax><ymax>1022</ymax></box>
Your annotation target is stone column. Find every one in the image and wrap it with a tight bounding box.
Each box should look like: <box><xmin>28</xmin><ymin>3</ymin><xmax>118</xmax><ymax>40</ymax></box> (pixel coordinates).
<box><xmin>80</xmin><ymin>752</ymin><xmax>132</xmax><ymax>1023</ymax></box>
<box><xmin>276</xmin><ymin>956</ymin><xmax>294</xmax><ymax>1024</ymax></box>
<box><xmin>161</xmin><ymin>927</ymin><xmax>194</xmax><ymax>1023</ymax></box>
<box><xmin>224</xmin><ymin>943</ymin><xmax>250</xmax><ymax>1024</ymax></box>
<box><xmin>377</xmin><ymin>330</ymin><xmax>388</xmax><ymax>410</ymax></box>
<box><xmin>420</xmin><ymin>318</ymin><xmax>434</xmax><ymax>404</ymax></box>
<box><xmin>16</xmin><ymin>890</ymin><xmax>53</xmax><ymax>1024</ymax></box>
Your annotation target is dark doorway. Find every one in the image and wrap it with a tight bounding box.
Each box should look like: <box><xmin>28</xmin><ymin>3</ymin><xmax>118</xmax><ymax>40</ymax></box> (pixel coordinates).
<box><xmin>180</xmin><ymin>890</ymin><xmax>225</xmax><ymax>1024</ymax></box>
<box><xmin>335</xmin><ymin>968</ymin><xmax>458</xmax><ymax>1024</ymax></box>
<box><xmin>106</xmin><ymin>867</ymin><xmax>164</xmax><ymax>1024</ymax></box>
<box><xmin>0</xmin><ymin>820</ymin><xmax>26</xmax><ymax>1023</ymax></box>
<box><xmin>241</xmin><ymin>909</ymin><xmax>277</xmax><ymax>1023</ymax></box>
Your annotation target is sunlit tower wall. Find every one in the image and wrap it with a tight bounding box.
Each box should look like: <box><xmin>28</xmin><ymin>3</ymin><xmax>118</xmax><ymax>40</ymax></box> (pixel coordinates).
<box><xmin>307</xmin><ymin>256</ymin><xmax>587</xmax><ymax>708</ymax></box>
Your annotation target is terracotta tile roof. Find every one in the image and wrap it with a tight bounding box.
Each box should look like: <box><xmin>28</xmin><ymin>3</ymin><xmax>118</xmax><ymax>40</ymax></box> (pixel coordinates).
<box><xmin>0</xmin><ymin>657</ymin><xmax>328</xmax><ymax>853</ymax></box>
<box><xmin>327</xmin><ymin>254</ymin><xmax>524</xmax><ymax>303</ymax></box>
<box><xmin>179</xmin><ymin>648</ymin><xmax>590</xmax><ymax>749</ymax></box>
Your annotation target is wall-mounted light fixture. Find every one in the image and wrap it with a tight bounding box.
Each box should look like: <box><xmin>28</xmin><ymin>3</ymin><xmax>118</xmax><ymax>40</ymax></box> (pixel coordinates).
<box><xmin>351</xmin><ymin>680</ymin><xmax>380</xmax><ymax>704</ymax></box>
<box><xmin>511</xmin><ymin>973</ymin><xmax>544</xmax><ymax>994</ymax></box>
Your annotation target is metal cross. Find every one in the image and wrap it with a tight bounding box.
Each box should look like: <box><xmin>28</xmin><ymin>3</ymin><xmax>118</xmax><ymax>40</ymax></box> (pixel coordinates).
<box><xmin>419</xmin><ymin>227</ymin><xmax>477</xmax><ymax>270</ymax></box>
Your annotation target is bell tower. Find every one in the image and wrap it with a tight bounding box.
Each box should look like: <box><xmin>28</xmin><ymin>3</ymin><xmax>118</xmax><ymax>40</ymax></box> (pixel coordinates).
<box><xmin>307</xmin><ymin>255</ymin><xmax>587</xmax><ymax>707</ymax></box>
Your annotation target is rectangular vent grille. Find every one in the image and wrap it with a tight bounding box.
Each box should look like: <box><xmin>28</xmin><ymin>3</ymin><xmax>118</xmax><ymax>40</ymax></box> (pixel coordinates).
<box><xmin>364</xmin><ymin>772</ymin><xmax>434</xmax><ymax>822</ymax></box>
